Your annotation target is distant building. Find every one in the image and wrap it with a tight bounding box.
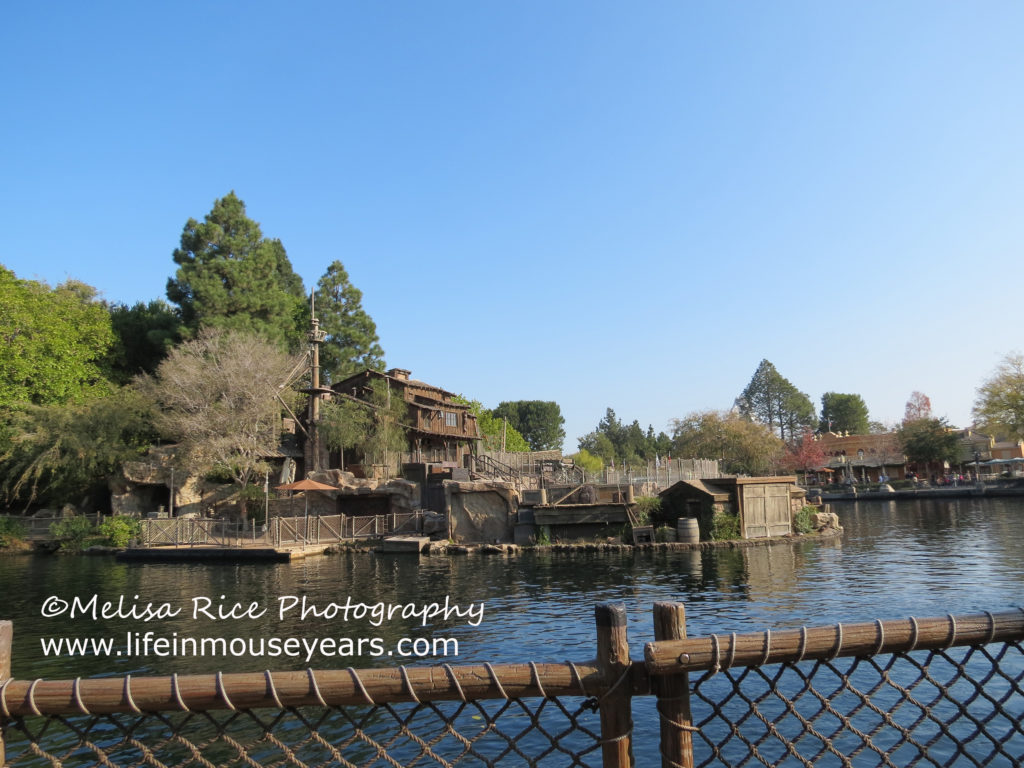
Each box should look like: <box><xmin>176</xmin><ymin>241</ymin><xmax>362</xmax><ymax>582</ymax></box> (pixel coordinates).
<box><xmin>960</xmin><ymin>429</ymin><xmax>1024</xmax><ymax>477</ymax></box>
<box><xmin>815</xmin><ymin>432</ymin><xmax>905</xmax><ymax>483</ymax></box>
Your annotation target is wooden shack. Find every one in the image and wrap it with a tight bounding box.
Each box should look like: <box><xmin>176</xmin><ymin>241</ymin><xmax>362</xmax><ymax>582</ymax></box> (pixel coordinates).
<box><xmin>329</xmin><ymin>368</ymin><xmax>481</xmax><ymax>476</ymax></box>
<box><xmin>659</xmin><ymin>476</ymin><xmax>800</xmax><ymax>540</ymax></box>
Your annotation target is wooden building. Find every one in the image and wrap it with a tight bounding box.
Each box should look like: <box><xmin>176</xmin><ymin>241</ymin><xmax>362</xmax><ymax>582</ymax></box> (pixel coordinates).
<box><xmin>329</xmin><ymin>368</ymin><xmax>481</xmax><ymax>475</ymax></box>
<box><xmin>659</xmin><ymin>476</ymin><xmax>801</xmax><ymax>540</ymax></box>
<box><xmin>815</xmin><ymin>432</ymin><xmax>906</xmax><ymax>483</ymax></box>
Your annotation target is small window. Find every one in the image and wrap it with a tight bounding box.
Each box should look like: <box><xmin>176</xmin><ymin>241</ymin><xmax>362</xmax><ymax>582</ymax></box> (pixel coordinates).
<box><xmin>445</xmin><ymin>412</ymin><xmax>459</xmax><ymax>428</ymax></box>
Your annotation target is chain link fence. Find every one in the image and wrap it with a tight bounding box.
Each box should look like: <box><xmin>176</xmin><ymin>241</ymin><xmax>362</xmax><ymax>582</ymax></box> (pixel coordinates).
<box><xmin>3</xmin><ymin>606</ymin><xmax>1023</xmax><ymax>767</ymax></box>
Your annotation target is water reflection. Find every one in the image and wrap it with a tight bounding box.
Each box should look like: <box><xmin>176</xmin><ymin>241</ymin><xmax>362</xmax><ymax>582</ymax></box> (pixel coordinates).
<box><xmin>1</xmin><ymin>497</ymin><xmax>1022</xmax><ymax>682</ymax></box>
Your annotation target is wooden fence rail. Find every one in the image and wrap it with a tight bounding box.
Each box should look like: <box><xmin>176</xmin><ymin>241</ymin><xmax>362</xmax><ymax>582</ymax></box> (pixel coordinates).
<box><xmin>137</xmin><ymin>512</ymin><xmax>430</xmax><ymax>548</ymax></box>
<box><xmin>3</xmin><ymin>605</ymin><xmax>1024</xmax><ymax>767</ymax></box>
<box><xmin>645</xmin><ymin>609</ymin><xmax>1024</xmax><ymax>675</ymax></box>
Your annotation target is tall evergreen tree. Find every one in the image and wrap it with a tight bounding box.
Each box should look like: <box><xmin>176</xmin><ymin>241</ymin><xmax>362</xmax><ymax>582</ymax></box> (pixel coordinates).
<box><xmin>166</xmin><ymin>192</ymin><xmax>306</xmax><ymax>350</ymax></box>
<box><xmin>104</xmin><ymin>299</ymin><xmax>183</xmax><ymax>385</ymax></box>
<box><xmin>735</xmin><ymin>359</ymin><xmax>815</xmax><ymax>443</ymax></box>
<box><xmin>314</xmin><ymin>261</ymin><xmax>385</xmax><ymax>381</ymax></box>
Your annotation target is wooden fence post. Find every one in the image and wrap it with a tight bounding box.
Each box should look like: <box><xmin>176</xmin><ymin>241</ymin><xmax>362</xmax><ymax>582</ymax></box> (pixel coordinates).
<box><xmin>1</xmin><ymin>620</ymin><xmax>12</xmax><ymax>767</ymax></box>
<box><xmin>653</xmin><ymin>602</ymin><xmax>694</xmax><ymax>768</ymax></box>
<box><xmin>595</xmin><ymin>603</ymin><xmax>633</xmax><ymax>767</ymax></box>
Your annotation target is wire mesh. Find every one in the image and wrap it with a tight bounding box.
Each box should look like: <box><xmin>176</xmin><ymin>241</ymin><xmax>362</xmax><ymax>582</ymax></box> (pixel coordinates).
<box><xmin>2</xmin><ymin>694</ymin><xmax>604</xmax><ymax>768</ymax></box>
<box><xmin>687</xmin><ymin>641</ymin><xmax>1024</xmax><ymax>768</ymax></box>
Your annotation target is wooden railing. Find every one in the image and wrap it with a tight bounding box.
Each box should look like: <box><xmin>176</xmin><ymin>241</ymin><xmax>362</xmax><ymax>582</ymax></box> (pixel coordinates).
<box><xmin>0</xmin><ymin>514</ymin><xmax>103</xmax><ymax>541</ymax></box>
<box><xmin>3</xmin><ymin>605</ymin><xmax>1023</xmax><ymax>766</ymax></box>
<box><xmin>138</xmin><ymin>512</ymin><xmax>431</xmax><ymax>548</ymax></box>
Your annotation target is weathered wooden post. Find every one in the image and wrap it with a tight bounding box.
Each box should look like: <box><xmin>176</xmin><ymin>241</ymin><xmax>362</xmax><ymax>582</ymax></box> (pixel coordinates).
<box><xmin>595</xmin><ymin>603</ymin><xmax>633</xmax><ymax>767</ymax></box>
<box><xmin>1</xmin><ymin>620</ymin><xmax>12</xmax><ymax>767</ymax></box>
<box><xmin>653</xmin><ymin>602</ymin><xmax>694</xmax><ymax>768</ymax></box>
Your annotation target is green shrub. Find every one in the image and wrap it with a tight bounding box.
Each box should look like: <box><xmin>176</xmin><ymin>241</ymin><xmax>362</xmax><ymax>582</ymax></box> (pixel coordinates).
<box><xmin>794</xmin><ymin>505</ymin><xmax>815</xmax><ymax>534</ymax></box>
<box><xmin>710</xmin><ymin>511</ymin><xmax>740</xmax><ymax>541</ymax></box>
<box><xmin>535</xmin><ymin>526</ymin><xmax>552</xmax><ymax>546</ymax></box>
<box><xmin>239</xmin><ymin>484</ymin><xmax>267</xmax><ymax>524</ymax></box>
<box><xmin>97</xmin><ymin>516</ymin><xmax>141</xmax><ymax>547</ymax></box>
<box><xmin>0</xmin><ymin>517</ymin><xmax>28</xmax><ymax>548</ymax></box>
<box><xmin>204</xmin><ymin>465</ymin><xmax>235</xmax><ymax>484</ymax></box>
<box><xmin>49</xmin><ymin>516</ymin><xmax>98</xmax><ymax>551</ymax></box>
<box><xmin>634</xmin><ymin>496</ymin><xmax>660</xmax><ymax>526</ymax></box>
<box><xmin>654</xmin><ymin>525</ymin><xmax>675</xmax><ymax>543</ymax></box>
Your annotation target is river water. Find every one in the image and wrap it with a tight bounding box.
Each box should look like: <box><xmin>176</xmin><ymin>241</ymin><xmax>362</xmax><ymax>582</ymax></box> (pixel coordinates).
<box><xmin>2</xmin><ymin>496</ymin><xmax>1022</xmax><ymax>764</ymax></box>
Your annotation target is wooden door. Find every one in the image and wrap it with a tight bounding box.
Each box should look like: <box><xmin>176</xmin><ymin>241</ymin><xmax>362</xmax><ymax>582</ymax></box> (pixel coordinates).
<box><xmin>742</xmin><ymin>484</ymin><xmax>792</xmax><ymax>539</ymax></box>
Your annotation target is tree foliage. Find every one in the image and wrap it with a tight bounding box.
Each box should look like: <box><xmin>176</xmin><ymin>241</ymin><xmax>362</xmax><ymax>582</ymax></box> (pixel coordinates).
<box><xmin>577</xmin><ymin>408</ymin><xmax>671</xmax><ymax>467</ymax></box>
<box><xmin>166</xmin><ymin>192</ymin><xmax>307</xmax><ymax>350</ymax></box>
<box><xmin>138</xmin><ymin>328</ymin><xmax>301</xmax><ymax>517</ymax></box>
<box><xmin>454</xmin><ymin>397</ymin><xmax>529</xmax><ymax>452</ymax></box>
<box><xmin>781</xmin><ymin>429</ymin><xmax>826</xmax><ymax>475</ymax></box>
<box><xmin>903</xmin><ymin>391</ymin><xmax>933</xmax><ymax>424</ymax></box>
<box><xmin>819</xmin><ymin>392</ymin><xmax>871</xmax><ymax>435</ymax></box>
<box><xmin>0</xmin><ymin>266</ymin><xmax>115</xmax><ymax>408</ymax></box>
<box><xmin>670</xmin><ymin>409</ymin><xmax>783</xmax><ymax>476</ymax></box>
<box><xmin>577</xmin><ymin>429</ymin><xmax>616</xmax><ymax>464</ymax></box>
<box><xmin>897</xmin><ymin>417</ymin><xmax>961</xmax><ymax>467</ymax></box>
<box><xmin>359</xmin><ymin>382</ymin><xmax>409</xmax><ymax>467</ymax></box>
<box><xmin>0</xmin><ymin>389</ymin><xmax>156</xmax><ymax>509</ymax></box>
<box><xmin>492</xmin><ymin>400</ymin><xmax>565</xmax><ymax>452</ymax></box>
<box><xmin>735</xmin><ymin>359</ymin><xmax>815</xmax><ymax>443</ymax></box>
<box><xmin>314</xmin><ymin>261</ymin><xmax>385</xmax><ymax>382</ymax></box>
<box><xmin>319</xmin><ymin>396</ymin><xmax>372</xmax><ymax>469</ymax></box>
<box><xmin>569</xmin><ymin>448</ymin><xmax>604</xmax><ymax>474</ymax></box>
<box><xmin>972</xmin><ymin>354</ymin><xmax>1024</xmax><ymax>442</ymax></box>
<box><xmin>104</xmin><ymin>299</ymin><xmax>183</xmax><ymax>385</ymax></box>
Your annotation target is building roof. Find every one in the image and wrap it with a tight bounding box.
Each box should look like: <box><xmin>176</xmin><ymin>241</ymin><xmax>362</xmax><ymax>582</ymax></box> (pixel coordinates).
<box><xmin>659</xmin><ymin>479</ymin><xmax>731</xmax><ymax>501</ymax></box>
<box><xmin>331</xmin><ymin>368</ymin><xmax>466</xmax><ymax>404</ymax></box>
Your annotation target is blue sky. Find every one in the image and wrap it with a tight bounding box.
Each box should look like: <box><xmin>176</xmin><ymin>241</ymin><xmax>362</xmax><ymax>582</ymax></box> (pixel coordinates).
<box><xmin>3</xmin><ymin>2</ymin><xmax>1023</xmax><ymax>450</ymax></box>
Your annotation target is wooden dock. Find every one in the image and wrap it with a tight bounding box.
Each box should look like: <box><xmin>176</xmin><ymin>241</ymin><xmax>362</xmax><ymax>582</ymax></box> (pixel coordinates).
<box><xmin>117</xmin><ymin>543</ymin><xmax>330</xmax><ymax>562</ymax></box>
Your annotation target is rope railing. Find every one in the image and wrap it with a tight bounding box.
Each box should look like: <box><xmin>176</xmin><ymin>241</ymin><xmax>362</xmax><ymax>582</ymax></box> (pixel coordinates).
<box><xmin>3</xmin><ymin>606</ymin><xmax>1024</xmax><ymax>767</ymax></box>
<box><xmin>644</xmin><ymin>609</ymin><xmax>1024</xmax><ymax>675</ymax></box>
<box><xmin>0</xmin><ymin>662</ymin><xmax>613</xmax><ymax>718</ymax></box>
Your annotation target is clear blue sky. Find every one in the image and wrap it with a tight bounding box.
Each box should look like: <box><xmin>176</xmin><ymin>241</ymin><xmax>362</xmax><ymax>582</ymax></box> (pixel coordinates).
<box><xmin>3</xmin><ymin>2</ymin><xmax>1023</xmax><ymax>450</ymax></box>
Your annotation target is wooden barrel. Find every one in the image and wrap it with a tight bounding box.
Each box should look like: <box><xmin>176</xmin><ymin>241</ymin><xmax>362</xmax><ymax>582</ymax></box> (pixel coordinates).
<box><xmin>677</xmin><ymin>517</ymin><xmax>700</xmax><ymax>544</ymax></box>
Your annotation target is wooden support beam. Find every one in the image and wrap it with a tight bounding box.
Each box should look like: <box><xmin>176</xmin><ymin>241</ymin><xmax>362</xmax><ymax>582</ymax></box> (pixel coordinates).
<box><xmin>0</xmin><ymin>620</ymin><xmax>12</xmax><ymax>768</ymax></box>
<box><xmin>549</xmin><ymin>483</ymin><xmax>585</xmax><ymax>507</ymax></box>
<box><xmin>653</xmin><ymin>603</ymin><xmax>693</xmax><ymax>768</ymax></box>
<box><xmin>595</xmin><ymin>603</ymin><xmax>633</xmax><ymax>768</ymax></box>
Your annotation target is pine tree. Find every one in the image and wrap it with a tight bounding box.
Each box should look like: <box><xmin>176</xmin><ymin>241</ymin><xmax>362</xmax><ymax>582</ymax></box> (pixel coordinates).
<box><xmin>735</xmin><ymin>359</ymin><xmax>815</xmax><ymax>443</ymax></box>
<box><xmin>314</xmin><ymin>260</ymin><xmax>385</xmax><ymax>381</ymax></box>
<box><xmin>166</xmin><ymin>192</ymin><xmax>306</xmax><ymax>350</ymax></box>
